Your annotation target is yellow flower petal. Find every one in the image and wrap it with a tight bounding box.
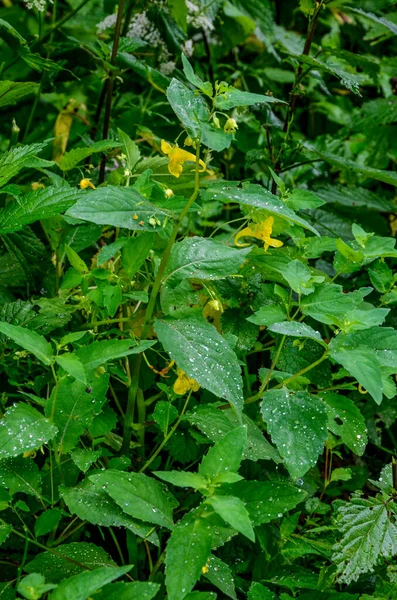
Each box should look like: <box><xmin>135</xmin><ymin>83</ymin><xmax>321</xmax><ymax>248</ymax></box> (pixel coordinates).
<box><xmin>161</xmin><ymin>139</ymin><xmax>173</xmax><ymax>155</ymax></box>
<box><xmin>234</xmin><ymin>217</ymin><xmax>283</xmax><ymax>252</ymax></box>
<box><xmin>161</xmin><ymin>140</ymin><xmax>206</xmax><ymax>178</ymax></box>
<box><xmin>173</xmin><ymin>368</ymin><xmax>200</xmax><ymax>394</ymax></box>
<box><xmin>234</xmin><ymin>226</ymin><xmax>254</xmax><ymax>247</ymax></box>
<box><xmin>80</xmin><ymin>178</ymin><xmax>95</xmax><ymax>190</ymax></box>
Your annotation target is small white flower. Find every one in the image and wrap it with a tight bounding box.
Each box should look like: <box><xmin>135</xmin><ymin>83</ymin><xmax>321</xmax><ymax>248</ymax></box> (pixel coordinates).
<box><xmin>182</xmin><ymin>39</ymin><xmax>194</xmax><ymax>57</ymax></box>
<box><xmin>159</xmin><ymin>60</ymin><xmax>176</xmax><ymax>75</ymax></box>
<box><xmin>24</xmin><ymin>0</ymin><xmax>52</xmax><ymax>11</ymax></box>
<box><xmin>96</xmin><ymin>13</ymin><xmax>118</xmax><ymax>33</ymax></box>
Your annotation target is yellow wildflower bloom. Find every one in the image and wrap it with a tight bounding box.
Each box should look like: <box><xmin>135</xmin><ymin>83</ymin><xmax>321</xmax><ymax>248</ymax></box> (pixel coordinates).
<box><xmin>165</xmin><ymin>188</ymin><xmax>174</xmax><ymax>198</ymax></box>
<box><xmin>80</xmin><ymin>178</ymin><xmax>96</xmax><ymax>190</ymax></box>
<box><xmin>173</xmin><ymin>368</ymin><xmax>200</xmax><ymax>395</ymax></box>
<box><xmin>234</xmin><ymin>217</ymin><xmax>283</xmax><ymax>252</ymax></box>
<box><xmin>31</xmin><ymin>182</ymin><xmax>45</xmax><ymax>191</ymax></box>
<box><xmin>161</xmin><ymin>140</ymin><xmax>206</xmax><ymax>178</ymax></box>
<box><xmin>224</xmin><ymin>117</ymin><xmax>238</xmax><ymax>133</ymax></box>
<box><xmin>201</xmin><ymin>563</ymin><xmax>209</xmax><ymax>574</ymax></box>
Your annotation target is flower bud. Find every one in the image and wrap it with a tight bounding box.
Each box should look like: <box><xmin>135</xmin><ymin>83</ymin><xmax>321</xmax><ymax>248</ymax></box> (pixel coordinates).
<box><xmin>224</xmin><ymin>117</ymin><xmax>238</xmax><ymax>133</ymax></box>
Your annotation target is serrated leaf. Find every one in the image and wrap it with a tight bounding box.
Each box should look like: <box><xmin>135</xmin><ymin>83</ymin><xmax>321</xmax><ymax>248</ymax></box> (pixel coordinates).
<box><xmin>89</xmin><ymin>470</ymin><xmax>176</xmax><ymax>528</ymax></box>
<box><xmin>0</xmin><ymin>81</ymin><xmax>39</xmax><ymax>108</ymax></box>
<box><xmin>154</xmin><ymin>471</ymin><xmax>208</xmax><ymax>490</ymax></box>
<box><xmin>66</xmin><ymin>185</ymin><xmax>168</xmax><ymax>230</ymax></box>
<box><xmin>300</xmin><ymin>284</ymin><xmax>371</xmax><ymax>326</ymax></box>
<box><xmin>207</xmin><ymin>495</ymin><xmax>255</xmax><ymax>541</ymax></box>
<box><xmin>59</xmin><ymin>140</ymin><xmax>120</xmax><ymax>171</ymax></box>
<box><xmin>0</xmin><ymin>403</ymin><xmax>57</xmax><ymax>459</ymax></box>
<box><xmin>201</xmin><ymin>182</ymin><xmax>319</xmax><ymax>235</ymax></box>
<box><xmin>261</xmin><ymin>390</ymin><xmax>328</xmax><ymax>479</ymax></box>
<box><xmin>333</xmin><ymin>493</ymin><xmax>397</xmax><ymax>584</ymax></box>
<box><xmin>163</xmin><ymin>237</ymin><xmax>250</xmax><ymax>286</ymax></box>
<box><xmin>199</xmin><ymin>427</ymin><xmax>246</xmax><ymax>479</ymax></box>
<box><xmin>348</xmin><ymin>7</ymin><xmax>397</xmax><ymax>36</ymax></box>
<box><xmin>154</xmin><ymin>316</ymin><xmax>243</xmax><ymax>414</ymax></box>
<box><xmin>204</xmin><ymin>555</ymin><xmax>237</xmax><ymax>599</ymax></box>
<box><xmin>165</xmin><ymin>513</ymin><xmax>212</xmax><ymax>600</ymax></box>
<box><xmin>0</xmin><ymin>143</ymin><xmax>47</xmax><ymax>189</ymax></box>
<box><xmin>0</xmin><ymin>321</ymin><xmax>53</xmax><ymax>364</ymax></box>
<box><xmin>75</xmin><ymin>339</ymin><xmax>155</xmax><ymax>371</ymax></box>
<box><xmin>268</xmin><ymin>321</ymin><xmax>326</xmax><ymax>346</ymax></box>
<box><xmin>0</xmin><ymin>186</ymin><xmax>83</xmax><ymax>234</ymax></box>
<box><xmin>323</xmin><ymin>392</ymin><xmax>367</xmax><ymax>455</ymax></box>
<box><xmin>0</xmin><ymin>456</ymin><xmax>42</xmax><ymax>497</ymax></box>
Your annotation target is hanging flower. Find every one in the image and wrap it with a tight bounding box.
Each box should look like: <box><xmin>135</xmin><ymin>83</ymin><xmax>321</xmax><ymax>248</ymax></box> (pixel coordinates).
<box><xmin>173</xmin><ymin>368</ymin><xmax>200</xmax><ymax>395</ymax></box>
<box><xmin>234</xmin><ymin>217</ymin><xmax>283</xmax><ymax>252</ymax></box>
<box><xmin>80</xmin><ymin>178</ymin><xmax>96</xmax><ymax>190</ymax></box>
<box><xmin>224</xmin><ymin>117</ymin><xmax>238</xmax><ymax>133</ymax></box>
<box><xmin>161</xmin><ymin>140</ymin><xmax>206</xmax><ymax>178</ymax></box>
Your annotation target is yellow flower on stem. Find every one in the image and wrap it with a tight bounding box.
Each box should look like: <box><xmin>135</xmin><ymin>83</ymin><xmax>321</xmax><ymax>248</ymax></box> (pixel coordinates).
<box><xmin>234</xmin><ymin>216</ymin><xmax>283</xmax><ymax>252</ymax></box>
<box><xmin>161</xmin><ymin>139</ymin><xmax>206</xmax><ymax>178</ymax></box>
<box><xmin>173</xmin><ymin>368</ymin><xmax>200</xmax><ymax>395</ymax></box>
<box><xmin>80</xmin><ymin>178</ymin><xmax>96</xmax><ymax>190</ymax></box>
<box><xmin>224</xmin><ymin>117</ymin><xmax>238</xmax><ymax>133</ymax></box>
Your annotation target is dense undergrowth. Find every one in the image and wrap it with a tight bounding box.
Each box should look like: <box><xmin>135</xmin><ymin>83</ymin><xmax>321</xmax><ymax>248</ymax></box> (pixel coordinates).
<box><xmin>1</xmin><ymin>0</ymin><xmax>397</xmax><ymax>598</ymax></box>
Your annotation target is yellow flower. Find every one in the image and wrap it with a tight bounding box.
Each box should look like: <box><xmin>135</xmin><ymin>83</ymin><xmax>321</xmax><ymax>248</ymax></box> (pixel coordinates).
<box><xmin>31</xmin><ymin>182</ymin><xmax>45</xmax><ymax>190</ymax></box>
<box><xmin>173</xmin><ymin>368</ymin><xmax>200</xmax><ymax>395</ymax></box>
<box><xmin>161</xmin><ymin>140</ymin><xmax>206</xmax><ymax>178</ymax></box>
<box><xmin>234</xmin><ymin>217</ymin><xmax>283</xmax><ymax>252</ymax></box>
<box><xmin>201</xmin><ymin>563</ymin><xmax>209</xmax><ymax>574</ymax></box>
<box><xmin>165</xmin><ymin>188</ymin><xmax>174</xmax><ymax>198</ymax></box>
<box><xmin>224</xmin><ymin>117</ymin><xmax>238</xmax><ymax>133</ymax></box>
<box><xmin>80</xmin><ymin>178</ymin><xmax>96</xmax><ymax>190</ymax></box>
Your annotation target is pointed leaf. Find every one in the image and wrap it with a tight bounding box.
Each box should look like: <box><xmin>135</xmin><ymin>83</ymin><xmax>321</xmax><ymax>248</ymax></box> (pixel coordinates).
<box><xmin>0</xmin><ymin>321</ymin><xmax>53</xmax><ymax>365</ymax></box>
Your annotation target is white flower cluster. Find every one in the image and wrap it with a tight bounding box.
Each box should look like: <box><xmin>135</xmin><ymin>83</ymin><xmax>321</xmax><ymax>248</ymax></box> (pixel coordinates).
<box><xmin>24</xmin><ymin>0</ymin><xmax>52</xmax><ymax>12</ymax></box>
<box><xmin>96</xmin><ymin>13</ymin><xmax>118</xmax><ymax>34</ymax></box>
<box><xmin>127</xmin><ymin>10</ymin><xmax>173</xmax><ymax>69</ymax></box>
<box><xmin>186</xmin><ymin>0</ymin><xmax>214</xmax><ymax>33</ymax></box>
<box><xmin>182</xmin><ymin>38</ymin><xmax>194</xmax><ymax>57</ymax></box>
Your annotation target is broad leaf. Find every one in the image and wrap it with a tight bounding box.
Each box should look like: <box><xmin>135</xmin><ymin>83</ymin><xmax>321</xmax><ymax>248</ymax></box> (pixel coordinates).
<box><xmin>0</xmin><ymin>321</ymin><xmax>53</xmax><ymax>364</ymax></box>
<box><xmin>204</xmin><ymin>555</ymin><xmax>237</xmax><ymax>599</ymax></box>
<box><xmin>93</xmin><ymin>582</ymin><xmax>160</xmax><ymax>600</ymax></box>
<box><xmin>261</xmin><ymin>390</ymin><xmax>328</xmax><ymax>479</ymax></box>
<box><xmin>268</xmin><ymin>321</ymin><xmax>326</xmax><ymax>346</ymax></box>
<box><xmin>75</xmin><ymin>339</ymin><xmax>155</xmax><ymax>371</ymax></box>
<box><xmin>207</xmin><ymin>495</ymin><xmax>255</xmax><ymax>541</ymax></box>
<box><xmin>300</xmin><ymin>284</ymin><xmax>372</xmax><ymax>326</ymax></box>
<box><xmin>0</xmin><ymin>403</ymin><xmax>57</xmax><ymax>459</ymax></box>
<box><xmin>48</xmin><ymin>566</ymin><xmax>132</xmax><ymax>600</ymax></box>
<box><xmin>154</xmin><ymin>471</ymin><xmax>208</xmax><ymax>490</ymax></box>
<box><xmin>322</xmin><ymin>392</ymin><xmax>367</xmax><ymax>455</ymax></box>
<box><xmin>155</xmin><ymin>316</ymin><xmax>243</xmax><ymax>414</ymax></box>
<box><xmin>214</xmin><ymin>88</ymin><xmax>285</xmax><ymax>109</ymax></box>
<box><xmin>199</xmin><ymin>427</ymin><xmax>246</xmax><ymax>479</ymax></box>
<box><xmin>0</xmin><ymin>143</ymin><xmax>47</xmax><ymax>188</ymax></box>
<box><xmin>59</xmin><ymin>140</ymin><xmax>120</xmax><ymax>171</ymax></box>
<box><xmin>0</xmin><ymin>81</ymin><xmax>39</xmax><ymax>108</ymax></box>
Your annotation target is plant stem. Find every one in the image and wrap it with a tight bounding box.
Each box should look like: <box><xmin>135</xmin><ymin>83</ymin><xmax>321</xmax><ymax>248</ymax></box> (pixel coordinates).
<box><xmin>99</xmin><ymin>0</ymin><xmax>126</xmax><ymax>183</ymax></box>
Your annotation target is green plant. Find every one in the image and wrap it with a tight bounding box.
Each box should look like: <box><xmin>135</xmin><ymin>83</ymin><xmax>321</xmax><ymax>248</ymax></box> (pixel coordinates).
<box><xmin>1</xmin><ymin>0</ymin><xmax>397</xmax><ymax>598</ymax></box>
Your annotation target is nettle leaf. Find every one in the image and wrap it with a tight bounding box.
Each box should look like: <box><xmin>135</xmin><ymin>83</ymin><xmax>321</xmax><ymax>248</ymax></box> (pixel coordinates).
<box><xmin>0</xmin><ymin>142</ymin><xmax>47</xmax><ymax>188</ymax></box>
<box><xmin>61</xmin><ymin>482</ymin><xmax>159</xmax><ymax>546</ymax></box>
<box><xmin>333</xmin><ymin>493</ymin><xmax>397</xmax><ymax>584</ymax></box>
<box><xmin>165</xmin><ymin>512</ymin><xmax>213</xmax><ymax>600</ymax></box>
<box><xmin>300</xmin><ymin>284</ymin><xmax>372</xmax><ymax>326</ymax></box>
<box><xmin>154</xmin><ymin>316</ymin><xmax>243</xmax><ymax>414</ymax></box>
<box><xmin>0</xmin><ymin>186</ymin><xmax>83</xmax><ymax>234</ymax></box>
<box><xmin>59</xmin><ymin>140</ymin><xmax>120</xmax><ymax>171</ymax></box>
<box><xmin>0</xmin><ymin>81</ymin><xmax>39</xmax><ymax>108</ymax></box>
<box><xmin>0</xmin><ymin>321</ymin><xmax>54</xmax><ymax>364</ymax></box>
<box><xmin>261</xmin><ymin>390</ymin><xmax>328</xmax><ymax>479</ymax></box>
<box><xmin>225</xmin><ymin>480</ymin><xmax>306</xmax><ymax>525</ymax></box>
<box><xmin>66</xmin><ymin>186</ymin><xmax>169</xmax><ymax>230</ymax></box>
<box><xmin>199</xmin><ymin>427</ymin><xmax>246</xmax><ymax>479</ymax></box>
<box><xmin>268</xmin><ymin>321</ymin><xmax>326</xmax><ymax>347</ymax></box>
<box><xmin>201</xmin><ymin>182</ymin><xmax>319</xmax><ymax>235</ymax></box>
<box><xmin>187</xmin><ymin>405</ymin><xmax>280</xmax><ymax>463</ymax></box>
<box><xmin>0</xmin><ymin>403</ymin><xmax>57</xmax><ymax>459</ymax></box>
<box><xmin>163</xmin><ymin>237</ymin><xmax>250</xmax><ymax>287</ymax></box>
<box><xmin>207</xmin><ymin>495</ymin><xmax>255</xmax><ymax>541</ymax></box>
<box><xmin>214</xmin><ymin>87</ymin><xmax>286</xmax><ymax>110</ymax></box>
<box><xmin>89</xmin><ymin>470</ymin><xmax>177</xmax><ymax>529</ymax></box>
<box><xmin>48</xmin><ymin>566</ymin><xmax>132</xmax><ymax>600</ymax></box>
<box><xmin>322</xmin><ymin>392</ymin><xmax>367</xmax><ymax>455</ymax></box>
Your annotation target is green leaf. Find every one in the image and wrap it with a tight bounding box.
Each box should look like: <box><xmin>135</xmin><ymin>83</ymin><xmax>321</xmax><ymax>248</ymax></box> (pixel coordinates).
<box><xmin>248</xmin><ymin>582</ymin><xmax>277</xmax><ymax>600</ymax></box>
<box><xmin>154</xmin><ymin>316</ymin><xmax>243</xmax><ymax>414</ymax></box>
<box><xmin>261</xmin><ymin>390</ymin><xmax>328</xmax><ymax>479</ymax></box>
<box><xmin>323</xmin><ymin>392</ymin><xmax>367</xmax><ymax>455</ymax></box>
<box><xmin>89</xmin><ymin>470</ymin><xmax>176</xmax><ymax>528</ymax></box>
<box><xmin>75</xmin><ymin>339</ymin><xmax>155</xmax><ymax>371</ymax></box>
<box><xmin>0</xmin><ymin>143</ymin><xmax>47</xmax><ymax>189</ymax></box>
<box><xmin>0</xmin><ymin>186</ymin><xmax>83</xmax><ymax>234</ymax></box>
<box><xmin>0</xmin><ymin>403</ymin><xmax>57</xmax><ymax>459</ymax></box>
<box><xmin>47</xmin><ymin>566</ymin><xmax>132</xmax><ymax>600</ymax></box>
<box><xmin>182</xmin><ymin>54</ymin><xmax>213</xmax><ymax>97</ymax></box>
<box><xmin>247</xmin><ymin>304</ymin><xmax>287</xmax><ymax>326</ymax></box>
<box><xmin>61</xmin><ymin>482</ymin><xmax>159</xmax><ymax>546</ymax></box>
<box><xmin>286</xmin><ymin>189</ymin><xmax>325</xmax><ymax>211</ymax></box>
<box><xmin>330</xmin><ymin>467</ymin><xmax>352</xmax><ymax>483</ymax></box>
<box><xmin>201</xmin><ymin>182</ymin><xmax>319</xmax><ymax>235</ymax></box>
<box><xmin>348</xmin><ymin>7</ymin><xmax>397</xmax><ymax>36</ymax></box>
<box><xmin>70</xmin><ymin>448</ymin><xmax>102</xmax><ymax>473</ymax></box>
<box><xmin>0</xmin><ymin>457</ymin><xmax>42</xmax><ymax>497</ymax></box>
<box><xmin>282</xmin><ymin>259</ymin><xmax>324</xmax><ymax>295</ymax></box>
<box><xmin>117</xmin><ymin>128</ymin><xmax>141</xmax><ymax>172</ymax></box>
<box><xmin>207</xmin><ymin>495</ymin><xmax>255</xmax><ymax>541</ymax></box>
<box><xmin>154</xmin><ymin>471</ymin><xmax>208</xmax><ymax>490</ymax></box>
<box><xmin>299</xmin><ymin>0</ymin><xmax>315</xmax><ymax>15</ymax></box>
<box><xmin>268</xmin><ymin>321</ymin><xmax>326</xmax><ymax>346</ymax></box>
<box><xmin>203</xmin><ymin>555</ymin><xmax>237</xmax><ymax>599</ymax></box>
<box><xmin>300</xmin><ymin>284</ymin><xmax>371</xmax><ymax>326</ymax></box>
<box><xmin>46</xmin><ymin>374</ymin><xmax>109</xmax><ymax>453</ymax></box>
<box><xmin>199</xmin><ymin>427</ymin><xmax>246</xmax><ymax>479</ymax></box>
<box><xmin>92</xmin><ymin>582</ymin><xmax>160</xmax><ymax>600</ymax></box>
<box><xmin>17</xmin><ymin>573</ymin><xmax>55</xmax><ymax>600</ymax></box>
<box><xmin>121</xmin><ymin>233</ymin><xmax>154</xmax><ymax>278</ymax></box>
<box><xmin>166</xmin><ymin>78</ymin><xmax>209</xmax><ymax>139</ymax></box>
<box><xmin>338</xmin><ymin>327</ymin><xmax>397</xmax><ymax>370</ymax></box>
<box><xmin>214</xmin><ymin>88</ymin><xmax>285</xmax><ymax>110</ymax></box>
<box><xmin>333</xmin><ymin>493</ymin><xmax>397</xmax><ymax>584</ymax></box>
<box><xmin>55</xmin><ymin>353</ymin><xmax>87</xmax><ymax>384</ymax></box>
<box><xmin>66</xmin><ymin>186</ymin><xmax>169</xmax><ymax>231</ymax></box>
<box><xmin>25</xmin><ymin>542</ymin><xmax>117</xmax><ymax>582</ymax></box>
<box><xmin>187</xmin><ymin>405</ymin><xmax>280</xmax><ymax>463</ymax></box>
<box><xmin>165</xmin><ymin>513</ymin><xmax>212</xmax><ymax>600</ymax></box>
<box><xmin>34</xmin><ymin>509</ymin><xmax>62</xmax><ymax>537</ymax></box>
<box><xmin>0</xmin><ymin>524</ymin><xmax>12</xmax><ymax>546</ymax></box>
<box><xmin>227</xmin><ymin>480</ymin><xmax>305</xmax><ymax>525</ymax></box>
<box><xmin>0</xmin><ymin>81</ymin><xmax>39</xmax><ymax>108</ymax></box>
<box><xmin>0</xmin><ymin>321</ymin><xmax>53</xmax><ymax>365</ymax></box>
<box><xmin>152</xmin><ymin>400</ymin><xmax>178</xmax><ymax>433</ymax></box>
<box><xmin>329</xmin><ymin>341</ymin><xmax>383</xmax><ymax>404</ymax></box>
<box><xmin>59</xmin><ymin>140</ymin><xmax>120</xmax><ymax>171</ymax></box>
<box><xmin>163</xmin><ymin>237</ymin><xmax>250</xmax><ymax>286</ymax></box>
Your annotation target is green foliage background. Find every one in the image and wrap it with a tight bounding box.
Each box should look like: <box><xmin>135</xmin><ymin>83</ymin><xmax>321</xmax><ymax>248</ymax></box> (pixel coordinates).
<box><xmin>0</xmin><ymin>0</ymin><xmax>397</xmax><ymax>598</ymax></box>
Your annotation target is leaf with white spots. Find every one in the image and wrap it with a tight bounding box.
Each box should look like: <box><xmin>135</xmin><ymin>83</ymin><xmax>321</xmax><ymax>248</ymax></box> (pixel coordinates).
<box><xmin>154</xmin><ymin>316</ymin><xmax>243</xmax><ymax>415</ymax></box>
<box><xmin>260</xmin><ymin>390</ymin><xmax>328</xmax><ymax>479</ymax></box>
<box><xmin>322</xmin><ymin>392</ymin><xmax>367</xmax><ymax>455</ymax></box>
<box><xmin>0</xmin><ymin>403</ymin><xmax>57</xmax><ymax>459</ymax></box>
